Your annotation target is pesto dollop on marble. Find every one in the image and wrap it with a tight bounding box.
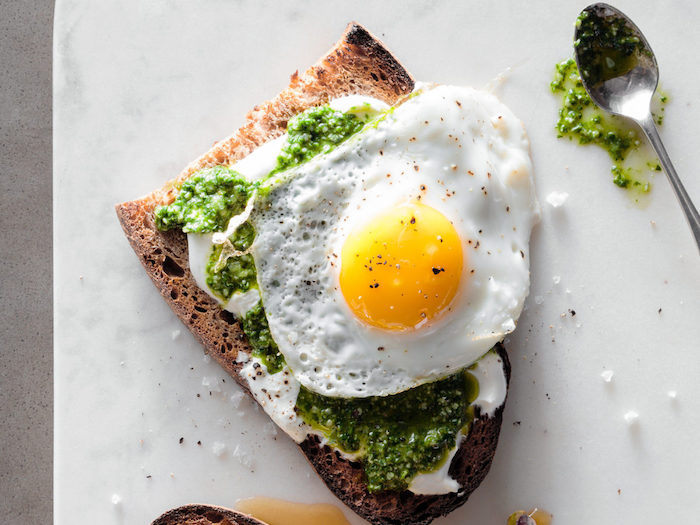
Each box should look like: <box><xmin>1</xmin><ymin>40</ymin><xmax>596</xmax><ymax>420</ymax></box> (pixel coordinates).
<box><xmin>296</xmin><ymin>368</ymin><xmax>480</xmax><ymax>492</ymax></box>
<box><xmin>154</xmin><ymin>166</ymin><xmax>250</xmax><ymax>233</ymax></box>
<box><xmin>551</xmin><ymin>58</ymin><xmax>666</xmax><ymax>191</ymax></box>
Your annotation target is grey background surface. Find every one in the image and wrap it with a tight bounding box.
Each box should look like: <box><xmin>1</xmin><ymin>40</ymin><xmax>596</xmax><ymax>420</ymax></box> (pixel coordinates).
<box><xmin>1</xmin><ymin>0</ymin><xmax>53</xmax><ymax>522</ymax></box>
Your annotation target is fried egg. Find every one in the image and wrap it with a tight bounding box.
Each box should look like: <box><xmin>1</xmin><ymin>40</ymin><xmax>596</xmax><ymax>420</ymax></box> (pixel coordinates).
<box><xmin>249</xmin><ymin>84</ymin><xmax>539</xmax><ymax>397</ymax></box>
<box><xmin>184</xmin><ymin>85</ymin><xmax>533</xmax><ymax>494</ymax></box>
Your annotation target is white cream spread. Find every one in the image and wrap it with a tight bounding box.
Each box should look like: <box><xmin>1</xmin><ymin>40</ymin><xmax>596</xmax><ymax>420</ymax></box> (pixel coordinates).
<box><xmin>408</xmin><ymin>431</ymin><xmax>464</xmax><ymax>495</ymax></box>
<box><xmin>226</xmin><ymin>288</ymin><xmax>261</xmax><ymax>318</ymax></box>
<box><xmin>407</xmin><ymin>350</ymin><xmax>508</xmax><ymax>495</ymax></box>
<box><xmin>232</xmin><ymin>135</ymin><xmax>287</xmax><ymax>182</ymax></box>
<box><xmin>239</xmin><ymin>357</ymin><xmax>311</xmax><ymax>443</ymax></box>
<box><xmin>470</xmin><ymin>349</ymin><xmax>509</xmax><ymax>418</ymax></box>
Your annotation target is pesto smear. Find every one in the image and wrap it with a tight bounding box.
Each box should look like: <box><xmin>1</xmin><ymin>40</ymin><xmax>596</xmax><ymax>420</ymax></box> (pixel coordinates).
<box><xmin>155</xmin><ymin>166</ymin><xmax>250</xmax><ymax>233</ymax></box>
<box><xmin>551</xmin><ymin>58</ymin><xmax>666</xmax><ymax>191</ymax></box>
<box><xmin>155</xmin><ymin>99</ymin><xmax>489</xmax><ymax>493</ymax></box>
<box><xmin>296</xmin><ymin>368</ymin><xmax>479</xmax><ymax>492</ymax></box>
<box><xmin>272</xmin><ymin>105</ymin><xmax>367</xmax><ymax>175</ymax></box>
<box><xmin>240</xmin><ymin>300</ymin><xmax>284</xmax><ymax>374</ymax></box>
<box><xmin>205</xmin><ymin>222</ymin><xmax>257</xmax><ymax>300</ymax></box>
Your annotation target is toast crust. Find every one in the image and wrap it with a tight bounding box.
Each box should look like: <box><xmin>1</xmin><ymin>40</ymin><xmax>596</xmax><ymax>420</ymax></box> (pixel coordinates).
<box><xmin>117</xmin><ymin>23</ymin><xmax>508</xmax><ymax>525</ymax></box>
<box><xmin>151</xmin><ymin>504</ymin><xmax>266</xmax><ymax>525</ymax></box>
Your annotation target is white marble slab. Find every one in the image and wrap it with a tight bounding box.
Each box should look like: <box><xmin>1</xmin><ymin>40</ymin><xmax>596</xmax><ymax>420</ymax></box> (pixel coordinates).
<box><xmin>54</xmin><ymin>1</ymin><xmax>700</xmax><ymax>523</ymax></box>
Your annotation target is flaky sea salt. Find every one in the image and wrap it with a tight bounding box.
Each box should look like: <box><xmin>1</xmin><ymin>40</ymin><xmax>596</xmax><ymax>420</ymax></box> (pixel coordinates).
<box><xmin>552</xmin><ymin>275</ymin><xmax>561</xmax><ymax>285</ymax></box>
<box><xmin>211</xmin><ymin>441</ymin><xmax>226</xmax><ymax>457</ymax></box>
<box><xmin>534</xmin><ymin>295</ymin><xmax>544</xmax><ymax>305</ymax></box>
<box><xmin>202</xmin><ymin>376</ymin><xmax>222</xmax><ymax>392</ymax></box>
<box><xmin>502</xmin><ymin>318</ymin><xmax>516</xmax><ymax>331</ymax></box>
<box><xmin>232</xmin><ymin>444</ymin><xmax>254</xmax><ymax>469</ymax></box>
<box><xmin>171</xmin><ymin>329</ymin><xmax>181</xmax><ymax>340</ymax></box>
<box><xmin>667</xmin><ymin>390</ymin><xmax>678</xmax><ymax>400</ymax></box>
<box><xmin>601</xmin><ymin>370</ymin><xmax>614</xmax><ymax>383</ymax></box>
<box><xmin>263</xmin><ymin>421</ymin><xmax>278</xmax><ymax>437</ymax></box>
<box><xmin>111</xmin><ymin>494</ymin><xmax>122</xmax><ymax>505</ymax></box>
<box><xmin>623</xmin><ymin>411</ymin><xmax>639</xmax><ymax>424</ymax></box>
<box><xmin>230</xmin><ymin>391</ymin><xmax>245</xmax><ymax>408</ymax></box>
<box><xmin>546</xmin><ymin>191</ymin><xmax>569</xmax><ymax>208</ymax></box>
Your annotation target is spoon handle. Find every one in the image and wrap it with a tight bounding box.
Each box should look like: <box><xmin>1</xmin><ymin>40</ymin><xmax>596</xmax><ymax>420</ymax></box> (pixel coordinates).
<box><xmin>638</xmin><ymin>115</ymin><xmax>700</xmax><ymax>252</ymax></box>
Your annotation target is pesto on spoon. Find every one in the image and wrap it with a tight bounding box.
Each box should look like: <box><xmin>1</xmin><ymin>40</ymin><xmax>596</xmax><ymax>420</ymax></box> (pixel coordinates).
<box><xmin>574</xmin><ymin>3</ymin><xmax>700</xmax><ymax>251</ymax></box>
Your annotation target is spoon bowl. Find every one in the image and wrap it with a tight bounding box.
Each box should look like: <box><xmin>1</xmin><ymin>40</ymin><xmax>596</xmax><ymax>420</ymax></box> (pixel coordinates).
<box><xmin>573</xmin><ymin>3</ymin><xmax>700</xmax><ymax>251</ymax></box>
<box><xmin>574</xmin><ymin>3</ymin><xmax>658</xmax><ymax>120</ymax></box>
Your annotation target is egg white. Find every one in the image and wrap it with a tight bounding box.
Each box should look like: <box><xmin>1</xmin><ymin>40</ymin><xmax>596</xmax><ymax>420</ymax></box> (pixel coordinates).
<box><xmin>252</xmin><ymin>84</ymin><xmax>539</xmax><ymax>397</ymax></box>
<box><xmin>185</xmin><ymin>89</ymin><xmax>521</xmax><ymax>493</ymax></box>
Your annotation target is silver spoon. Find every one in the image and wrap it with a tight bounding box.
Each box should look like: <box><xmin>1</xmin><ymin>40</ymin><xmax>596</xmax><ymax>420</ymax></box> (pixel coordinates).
<box><xmin>574</xmin><ymin>2</ymin><xmax>700</xmax><ymax>251</ymax></box>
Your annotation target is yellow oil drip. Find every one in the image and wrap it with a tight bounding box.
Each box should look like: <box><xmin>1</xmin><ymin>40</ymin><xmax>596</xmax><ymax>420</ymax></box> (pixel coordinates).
<box><xmin>530</xmin><ymin>508</ymin><xmax>553</xmax><ymax>525</ymax></box>
<box><xmin>236</xmin><ymin>497</ymin><xmax>351</xmax><ymax>525</ymax></box>
<box><xmin>507</xmin><ymin>507</ymin><xmax>553</xmax><ymax>525</ymax></box>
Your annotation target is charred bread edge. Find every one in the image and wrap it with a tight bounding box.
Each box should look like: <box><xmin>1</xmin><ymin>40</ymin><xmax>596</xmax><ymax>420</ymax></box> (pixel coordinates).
<box><xmin>151</xmin><ymin>503</ymin><xmax>266</xmax><ymax>525</ymax></box>
<box><xmin>116</xmin><ymin>22</ymin><xmax>509</xmax><ymax>525</ymax></box>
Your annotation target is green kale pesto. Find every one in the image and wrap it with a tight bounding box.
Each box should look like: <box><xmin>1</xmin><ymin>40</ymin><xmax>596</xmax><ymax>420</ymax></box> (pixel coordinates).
<box><xmin>240</xmin><ymin>301</ymin><xmax>284</xmax><ymax>374</ymax></box>
<box><xmin>205</xmin><ymin>222</ymin><xmax>257</xmax><ymax>300</ymax></box>
<box><xmin>154</xmin><ymin>166</ymin><xmax>250</xmax><ymax>233</ymax></box>
<box><xmin>551</xmin><ymin>58</ymin><xmax>634</xmax><ymax>161</ymax></box>
<box><xmin>551</xmin><ymin>58</ymin><xmax>667</xmax><ymax>191</ymax></box>
<box><xmin>271</xmin><ymin>105</ymin><xmax>367</xmax><ymax>175</ymax></box>
<box><xmin>574</xmin><ymin>8</ymin><xmax>648</xmax><ymax>86</ymax></box>
<box><xmin>295</xmin><ymin>368</ymin><xmax>480</xmax><ymax>492</ymax></box>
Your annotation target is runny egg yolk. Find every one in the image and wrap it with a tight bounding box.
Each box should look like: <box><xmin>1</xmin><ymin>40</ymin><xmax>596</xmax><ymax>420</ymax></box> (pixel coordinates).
<box><xmin>339</xmin><ymin>202</ymin><xmax>464</xmax><ymax>331</ymax></box>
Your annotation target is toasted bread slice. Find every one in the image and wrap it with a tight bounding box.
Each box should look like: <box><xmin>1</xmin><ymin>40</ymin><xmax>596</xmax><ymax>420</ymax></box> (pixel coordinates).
<box><xmin>151</xmin><ymin>504</ymin><xmax>266</xmax><ymax>525</ymax></box>
<box><xmin>117</xmin><ymin>23</ymin><xmax>509</xmax><ymax>525</ymax></box>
